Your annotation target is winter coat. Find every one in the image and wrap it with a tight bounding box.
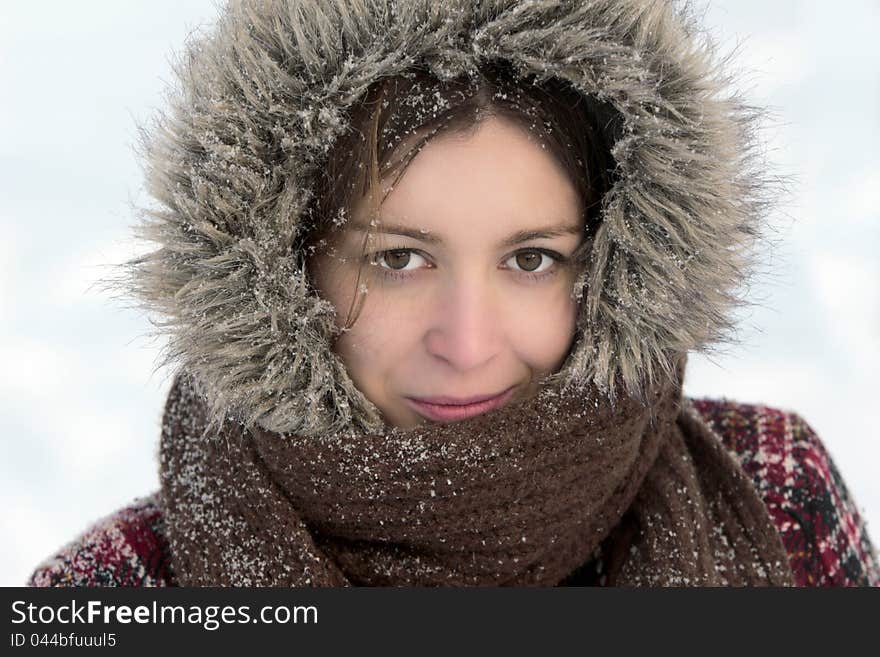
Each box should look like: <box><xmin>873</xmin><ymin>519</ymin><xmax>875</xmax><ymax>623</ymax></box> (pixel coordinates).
<box><xmin>26</xmin><ymin>0</ymin><xmax>880</xmax><ymax>586</ymax></box>
<box><xmin>28</xmin><ymin>398</ymin><xmax>879</xmax><ymax>586</ymax></box>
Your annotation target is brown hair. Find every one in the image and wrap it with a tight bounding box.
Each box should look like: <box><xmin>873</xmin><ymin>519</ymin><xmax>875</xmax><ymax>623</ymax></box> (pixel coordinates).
<box><xmin>304</xmin><ymin>61</ymin><xmax>621</xmax><ymax>330</ymax></box>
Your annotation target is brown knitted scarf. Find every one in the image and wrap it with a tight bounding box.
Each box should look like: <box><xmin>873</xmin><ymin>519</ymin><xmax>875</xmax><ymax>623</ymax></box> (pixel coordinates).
<box><xmin>159</xmin><ymin>358</ymin><xmax>794</xmax><ymax>587</ymax></box>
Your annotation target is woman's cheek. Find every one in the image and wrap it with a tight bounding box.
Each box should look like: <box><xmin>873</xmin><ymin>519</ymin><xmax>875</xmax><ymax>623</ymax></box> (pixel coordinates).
<box><xmin>337</xmin><ymin>298</ymin><xmax>410</xmax><ymax>372</ymax></box>
<box><xmin>513</xmin><ymin>285</ymin><xmax>579</xmax><ymax>368</ymax></box>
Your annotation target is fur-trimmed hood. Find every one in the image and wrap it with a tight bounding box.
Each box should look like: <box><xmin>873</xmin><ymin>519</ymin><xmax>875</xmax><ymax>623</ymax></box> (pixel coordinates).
<box><xmin>129</xmin><ymin>0</ymin><xmax>770</xmax><ymax>437</ymax></box>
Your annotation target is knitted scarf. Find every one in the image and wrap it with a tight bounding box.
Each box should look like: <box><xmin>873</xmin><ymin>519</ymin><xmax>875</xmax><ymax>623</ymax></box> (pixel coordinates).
<box><xmin>159</xmin><ymin>357</ymin><xmax>794</xmax><ymax>587</ymax></box>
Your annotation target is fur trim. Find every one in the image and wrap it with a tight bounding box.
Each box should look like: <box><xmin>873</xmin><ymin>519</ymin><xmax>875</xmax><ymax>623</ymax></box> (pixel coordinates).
<box><xmin>125</xmin><ymin>0</ymin><xmax>773</xmax><ymax>436</ymax></box>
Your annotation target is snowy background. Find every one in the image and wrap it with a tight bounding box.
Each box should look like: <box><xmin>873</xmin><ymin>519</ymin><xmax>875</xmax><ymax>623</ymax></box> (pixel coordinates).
<box><xmin>1</xmin><ymin>0</ymin><xmax>877</xmax><ymax>586</ymax></box>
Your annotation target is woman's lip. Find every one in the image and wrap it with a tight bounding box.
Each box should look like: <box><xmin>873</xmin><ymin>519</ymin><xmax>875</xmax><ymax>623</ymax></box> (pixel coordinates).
<box><xmin>406</xmin><ymin>386</ymin><xmax>517</xmax><ymax>422</ymax></box>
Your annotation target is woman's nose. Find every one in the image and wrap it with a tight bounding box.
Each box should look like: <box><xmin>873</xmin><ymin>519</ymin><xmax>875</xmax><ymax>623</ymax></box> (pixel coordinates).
<box><xmin>422</xmin><ymin>276</ymin><xmax>503</xmax><ymax>372</ymax></box>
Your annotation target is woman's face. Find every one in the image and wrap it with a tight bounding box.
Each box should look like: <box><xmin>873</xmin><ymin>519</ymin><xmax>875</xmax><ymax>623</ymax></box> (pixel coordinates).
<box><xmin>311</xmin><ymin>115</ymin><xmax>584</xmax><ymax>429</ymax></box>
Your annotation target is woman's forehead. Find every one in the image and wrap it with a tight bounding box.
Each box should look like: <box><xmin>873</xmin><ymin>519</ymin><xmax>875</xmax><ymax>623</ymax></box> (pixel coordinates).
<box><xmin>345</xmin><ymin>117</ymin><xmax>583</xmax><ymax>244</ymax></box>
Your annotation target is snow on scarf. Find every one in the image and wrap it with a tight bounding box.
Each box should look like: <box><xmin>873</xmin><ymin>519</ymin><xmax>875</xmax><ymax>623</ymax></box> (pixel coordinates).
<box><xmin>159</xmin><ymin>355</ymin><xmax>793</xmax><ymax>586</ymax></box>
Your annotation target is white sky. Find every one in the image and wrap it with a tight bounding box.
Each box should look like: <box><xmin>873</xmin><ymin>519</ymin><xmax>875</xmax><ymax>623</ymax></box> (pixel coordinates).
<box><xmin>1</xmin><ymin>0</ymin><xmax>877</xmax><ymax>585</ymax></box>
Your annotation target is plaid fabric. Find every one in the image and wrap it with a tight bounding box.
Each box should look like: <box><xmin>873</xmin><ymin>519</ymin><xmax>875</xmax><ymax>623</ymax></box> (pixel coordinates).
<box><xmin>28</xmin><ymin>493</ymin><xmax>176</xmax><ymax>587</ymax></box>
<box><xmin>690</xmin><ymin>399</ymin><xmax>879</xmax><ymax>586</ymax></box>
<box><xmin>28</xmin><ymin>398</ymin><xmax>879</xmax><ymax>587</ymax></box>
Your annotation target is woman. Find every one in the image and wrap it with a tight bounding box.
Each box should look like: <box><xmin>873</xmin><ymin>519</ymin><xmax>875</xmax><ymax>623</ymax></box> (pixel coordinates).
<box><xmin>29</xmin><ymin>0</ymin><xmax>878</xmax><ymax>586</ymax></box>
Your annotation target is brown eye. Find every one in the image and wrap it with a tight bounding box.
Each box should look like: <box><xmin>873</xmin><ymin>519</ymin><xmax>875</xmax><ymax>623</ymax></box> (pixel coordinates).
<box><xmin>504</xmin><ymin>249</ymin><xmax>559</xmax><ymax>276</ymax></box>
<box><xmin>373</xmin><ymin>249</ymin><xmax>428</xmax><ymax>273</ymax></box>
<box><xmin>514</xmin><ymin>251</ymin><xmax>543</xmax><ymax>272</ymax></box>
<box><xmin>384</xmin><ymin>249</ymin><xmax>411</xmax><ymax>270</ymax></box>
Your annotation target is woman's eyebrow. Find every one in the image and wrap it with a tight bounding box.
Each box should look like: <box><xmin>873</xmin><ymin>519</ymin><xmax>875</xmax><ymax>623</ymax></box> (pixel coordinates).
<box><xmin>348</xmin><ymin>222</ymin><xmax>582</xmax><ymax>246</ymax></box>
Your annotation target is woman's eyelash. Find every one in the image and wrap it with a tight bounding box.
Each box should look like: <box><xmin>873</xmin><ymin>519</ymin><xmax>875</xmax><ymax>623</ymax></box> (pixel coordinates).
<box><xmin>365</xmin><ymin>247</ymin><xmax>568</xmax><ymax>283</ymax></box>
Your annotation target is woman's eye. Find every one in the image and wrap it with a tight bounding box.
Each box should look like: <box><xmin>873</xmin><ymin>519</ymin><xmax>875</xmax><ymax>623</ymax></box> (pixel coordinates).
<box><xmin>369</xmin><ymin>247</ymin><xmax>562</xmax><ymax>281</ymax></box>
<box><xmin>505</xmin><ymin>250</ymin><xmax>555</xmax><ymax>273</ymax></box>
<box><xmin>373</xmin><ymin>249</ymin><xmax>428</xmax><ymax>271</ymax></box>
